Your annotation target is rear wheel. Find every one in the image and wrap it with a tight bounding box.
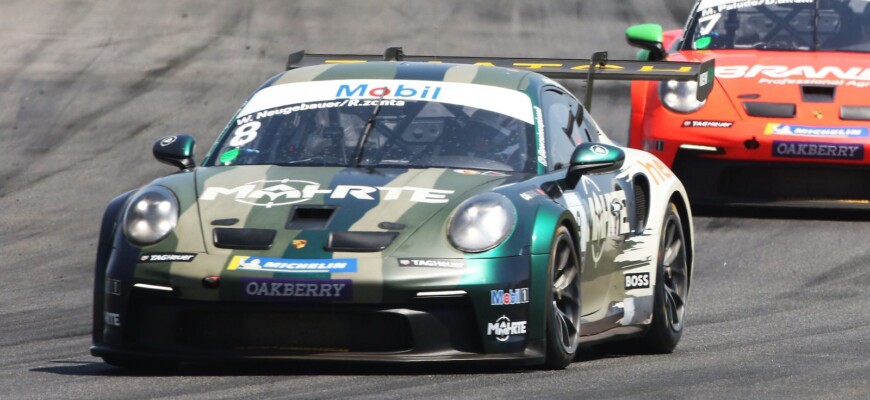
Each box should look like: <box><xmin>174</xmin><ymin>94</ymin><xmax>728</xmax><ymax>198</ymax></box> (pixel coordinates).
<box><xmin>636</xmin><ymin>202</ymin><xmax>689</xmax><ymax>353</ymax></box>
<box><xmin>543</xmin><ymin>226</ymin><xmax>582</xmax><ymax>369</ymax></box>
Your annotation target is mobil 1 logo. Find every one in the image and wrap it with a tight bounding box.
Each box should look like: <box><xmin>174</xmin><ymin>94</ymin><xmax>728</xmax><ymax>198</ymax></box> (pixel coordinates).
<box><xmin>624</xmin><ymin>272</ymin><xmax>650</xmax><ymax>290</ymax></box>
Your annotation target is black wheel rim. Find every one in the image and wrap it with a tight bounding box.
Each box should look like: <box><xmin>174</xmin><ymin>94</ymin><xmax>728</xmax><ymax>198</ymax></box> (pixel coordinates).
<box><xmin>552</xmin><ymin>234</ymin><xmax>581</xmax><ymax>354</ymax></box>
<box><xmin>661</xmin><ymin>215</ymin><xmax>688</xmax><ymax>332</ymax></box>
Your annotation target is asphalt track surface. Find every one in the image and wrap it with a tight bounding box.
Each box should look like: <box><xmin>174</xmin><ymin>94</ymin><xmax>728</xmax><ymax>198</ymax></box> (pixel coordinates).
<box><xmin>1</xmin><ymin>1</ymin><xmax>868</xmax><ymax>399</ymax></box>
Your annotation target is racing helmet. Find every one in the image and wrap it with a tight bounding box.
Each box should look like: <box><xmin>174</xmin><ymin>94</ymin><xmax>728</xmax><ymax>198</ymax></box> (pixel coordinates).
<box><xmin>460</xmin><ymin>109</ymin><xmax>514</xmax><ymax>152</ymax></box>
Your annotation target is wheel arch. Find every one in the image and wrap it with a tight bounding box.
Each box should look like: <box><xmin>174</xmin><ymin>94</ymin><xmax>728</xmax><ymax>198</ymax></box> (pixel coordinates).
<box><xmin>668</xmin><ymin>191</ymin><xmax>693</xmax><ymax>291</ymax></box>
<box><xmin>526</xmin><ymin>200</ymin><xmax>582</xmax><ymax>342</ymax></box>
<box><xmin>93</xmin><ymin>190</ymin><xmax>135</xmax><ymax>345</ymax></box>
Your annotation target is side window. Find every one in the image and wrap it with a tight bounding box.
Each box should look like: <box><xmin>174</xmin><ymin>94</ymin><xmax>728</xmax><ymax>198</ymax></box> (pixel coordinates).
<box><xmin>542</xmin><ymin>88</ymin><xmax>584</xmax><ymax>170</ymax></box>
<box><xmin>579</xmin><ymin>108</ymin><xmax>601</xmax><ymax>143</ymax></box>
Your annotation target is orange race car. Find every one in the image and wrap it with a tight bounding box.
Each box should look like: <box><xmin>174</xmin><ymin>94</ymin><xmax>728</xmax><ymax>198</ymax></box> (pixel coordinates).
<box><xmin>626</xmin><ymin>0</ymin><xmax>870</xmax><ymax>208</ymax></box>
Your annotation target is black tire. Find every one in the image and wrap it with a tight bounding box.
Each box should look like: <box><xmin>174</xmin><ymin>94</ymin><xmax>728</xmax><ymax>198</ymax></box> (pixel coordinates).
<box><xmin>636</xmin><ymin>202</ymin><xmax>689</xmax><ymax>353</ymax></box>
<box><xmin>543</xmin><ymin>226</ymin><xmax>582</xmax><ymax>369</ymax></box>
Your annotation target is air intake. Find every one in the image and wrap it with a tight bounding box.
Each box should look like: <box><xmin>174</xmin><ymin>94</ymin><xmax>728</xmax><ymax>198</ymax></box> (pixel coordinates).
<box><xmin>841</xmin><ymin>106</ymin><xmax>870</xmax><ymax>121</ymax></box>
<box><xmin>800</xmin><ymin>85</ymin><xmax>835</xmax><ymax>103</ymax></box>
<box><xmin>286</xmin><ymin>206</ymin><xmax>337</xmax><ymax>230</ymax></box>
<box><xmin>326</xmin><ymin>231</ymin><xmax>398</xmax><ymax>252</ymax></box>
<box><xmin>213</xmin><ymin>228</ymin><xmax>276</xmax><ymax>250</ymax></box>
<box><xmin>743</xmin><ymin>102</ymin><xmax>796</xmax><ymax>118</ymax></box>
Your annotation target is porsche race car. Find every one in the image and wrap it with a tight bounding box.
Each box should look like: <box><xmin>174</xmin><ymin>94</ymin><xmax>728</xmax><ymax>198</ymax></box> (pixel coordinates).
<box><xmin>626</xmin><ymin>0</ymin><xmax>870</xmax><ymax>208</ymax></box>
<box><xmin>91</xmin><ymin>48</ymin><xmax>710</xmax><ymax>369</ymax></box>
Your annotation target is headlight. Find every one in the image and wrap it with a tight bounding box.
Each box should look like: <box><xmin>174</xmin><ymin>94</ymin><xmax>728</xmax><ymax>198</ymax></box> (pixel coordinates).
<box><xmin>659</xmin><ymin>80</ymin><xmax>706</xmax><ymax>113</ymax></box>
<box><xmin>448</xmin><ymin>193</ymin><xmax>516</xmax><ymax>253</ymax></box>
<box><xmin>122</xmin><ymin>186</ymin><xmax>179</xmax><ymax>246</ymax></box>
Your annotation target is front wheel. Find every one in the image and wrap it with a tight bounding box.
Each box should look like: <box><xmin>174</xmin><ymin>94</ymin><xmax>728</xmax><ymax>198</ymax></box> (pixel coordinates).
<box><xmin>543</xmin><ymin>226</ymin><xmax>582</xmax><ymax>369</ymax></box>
<box><xmin>635</xmin><ymin>202</ymin><xmax>689</xmax><ymax>353</ymax></box>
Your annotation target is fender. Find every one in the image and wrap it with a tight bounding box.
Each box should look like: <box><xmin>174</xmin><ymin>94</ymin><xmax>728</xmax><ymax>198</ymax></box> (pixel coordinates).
<box><xmin>527</xmin><ymin>198</ymin><xmax>581</xmax><ymax>341</ymax></box>
<box><xmin>92</xmin><ymin>190</ymin><xmax>135</xmax><ymax>346</ymax></box>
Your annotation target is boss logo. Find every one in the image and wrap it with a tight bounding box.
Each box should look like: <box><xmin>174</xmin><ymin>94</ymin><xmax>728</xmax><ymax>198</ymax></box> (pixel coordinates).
<box><xmin>624</xmin><ymin>272</ymin><xmax>650</xmax><ymax>289</ymax></box>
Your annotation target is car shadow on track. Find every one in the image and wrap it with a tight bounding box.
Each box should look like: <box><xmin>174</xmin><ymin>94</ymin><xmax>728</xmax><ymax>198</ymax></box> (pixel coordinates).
<box><xmin>33</xmin><ymin>348</ymin><xmax>634</xmax><ymax>377</ymax></box>
<box><xmin>694</xmin><ymin>205</ymin><xmax>870</xmax><ymax>221</ymax></box>
<box><xmin>32</xmin><ymin>359</ymin><xmax>539</xmax><ymax>377</ymax></box>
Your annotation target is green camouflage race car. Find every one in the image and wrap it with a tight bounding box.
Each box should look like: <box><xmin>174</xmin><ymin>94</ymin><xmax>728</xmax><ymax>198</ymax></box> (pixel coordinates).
<box><xmin>91</xmin><ymin>48</ymin><xmax>712</xmax><ymax>369</ymax></box>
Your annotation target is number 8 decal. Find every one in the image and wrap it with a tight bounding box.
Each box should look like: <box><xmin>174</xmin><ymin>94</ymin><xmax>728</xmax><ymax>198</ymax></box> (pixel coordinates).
<box><xmin>229</xmin><ymin>121</ymin><xmax>261</xmax><ymax>147</ymax></box>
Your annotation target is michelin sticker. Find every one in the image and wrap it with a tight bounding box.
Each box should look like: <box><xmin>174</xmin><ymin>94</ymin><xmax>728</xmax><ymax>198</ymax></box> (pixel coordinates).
<box><xmin>227</xmin><ymin>256</ymin><xmax>358</xmax><ymax>273</ymax></box>
<box><xmin>765</xmin><ymin>123</ymin><xmax>869</xmax><ymax>138</ymax></box>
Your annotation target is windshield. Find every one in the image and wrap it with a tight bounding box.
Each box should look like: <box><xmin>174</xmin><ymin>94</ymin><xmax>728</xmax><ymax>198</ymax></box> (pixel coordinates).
<box><xmin>684</xmin><ymin>0</ymin><xmax>870</xmax><ymax>52</ymax></box>
<box><xmin>206</xmin><ymin>80</ymin><xmax>537</xmax><ymax>173</ymax></box>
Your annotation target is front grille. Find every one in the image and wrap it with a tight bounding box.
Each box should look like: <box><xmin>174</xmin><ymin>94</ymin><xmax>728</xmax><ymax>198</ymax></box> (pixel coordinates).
<box><xmin>672</xmin><ymin>151</ymin><xmax>870</xmax><ymax>204</ymax></box>
<box><xmin>178</xmin><ymin>309</ymin><xmax>412</xmax><ymax>352</ymax></box>
<box><xmin>719</xmin><ymin>165</ymin><xmax>870</xmax><ymax>200</ymax></box>
<box><xmin>122</xmin><ymin>290</ymin><xmax>482</xmax><ymax>355</ymax></box>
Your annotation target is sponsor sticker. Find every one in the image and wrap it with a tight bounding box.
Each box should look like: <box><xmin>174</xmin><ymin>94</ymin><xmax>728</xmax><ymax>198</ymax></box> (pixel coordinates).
<box><xmin>519</xmin><ymin>188</ymin><xmax>546</xmax><ymax>201</ymax></box>
<box><xmin>227</xmin><ymin>256</ymin><xmax>358</xmax><ymax>273</ymax></box>
<box><xmin>397</xmin><ymin>258</ymin><xmax>465</xmax><ymax>269</ymax></box>
<box><xmin>237</xmin><ymin>80</ymin><xmax>535</xmax><ymax>125</ymax></box>
<box><xmin>765</xmin><ymin>123</ymin><xmax>869</xmax><ymax>138</ymax></box>
<box><xmin>716</xmin><ymin>64</ymin><xmax>870</xmax><ymax>88</ymax></box>
<box><xmin>159</xmin><ymin>136</ymin><xmax>177</xmax><ymax>146</ymax></box>
<box><xmin>139</xmin><ymin>253</ymin><xmax>197</xmax><ymax>263</ymax></box>
<box><xmin>490</xmin><ymin>288</ymin><xmax>529</xmax><ymax>305</ymax></box>
<box><xmin>590</xmin><ymin>144</ymin><xmax>609</xmax><ymax>156</ymax></box>
<box><xmin>201</xmin><ymin>179</ymin><xmax>454</xmax><ymax>207</ymax></box>
<box><xmin>487</xmin><ymin>315</ymin><xmax>527</xmax><ymax>342</ymax></box>
<box><xmin>624</xmin><ymin>272</ymin><xmax>651</xmax><ymax>289</ymax></box>
<box><xmin>682</xmin><ymin>120</ymin><xmax>734</xmax><ymax>128</ymax></box>
<box><xmin>583</xmin><ymin>180</ymin><xmax>630</xmax><ymax>266</ymax></box>
<box><xmin>104</xmin><ymin>312</ymin><xmax>121</xmax><ymax>327</ymax></box>
<box><xmin>535</xmin><ymin>106</ymin><xmax>547</xmax><ymax>166</ymax></box>
<box><xmin>106</xmin><ymin>279</ymin><xmax>122</xmax><ymax>295</ymax></box>
<box><xmin>241</xmin><ymin>277</ymin><xmax>352</xmax><ymax>301</ymax></box>
<box><xmin>452</xmin><ymin>169</ymin><xmax>510</xmax><ymax>177</ymax></box>
<box><xmin>772</xmin><ymin>140</ymin><xmax>863</xmax><ymax>160</ymax></box>
<box><xmin>699</xmin><ymin>0</ymin><xmax>814</xmax><ymax>13</ymax></box>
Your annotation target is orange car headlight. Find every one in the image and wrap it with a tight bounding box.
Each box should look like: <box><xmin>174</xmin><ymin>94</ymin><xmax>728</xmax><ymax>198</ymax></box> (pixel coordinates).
<box><xmin>659</xmin><ymin>80</ymin><xmax>706</xmax><ymax>114</ymax></box>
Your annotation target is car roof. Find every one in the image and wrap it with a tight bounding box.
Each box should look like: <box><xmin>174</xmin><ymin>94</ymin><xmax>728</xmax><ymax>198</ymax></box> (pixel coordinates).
<box><xmin>267</xmin><ymin>61</ymin><xmax>548</xmax><ymax>98</ymax></box>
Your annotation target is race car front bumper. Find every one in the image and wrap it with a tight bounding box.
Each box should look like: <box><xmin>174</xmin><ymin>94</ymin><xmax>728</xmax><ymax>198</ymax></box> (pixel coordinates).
<box><xmin>92</xmin><ymin>252</ymin><xmax>549</xmax><ymax>365</ymax></box>
<box><xmin>671</xmin><ymin>149</ymin><xmax>870</xmax><ymax>208</ymax></box>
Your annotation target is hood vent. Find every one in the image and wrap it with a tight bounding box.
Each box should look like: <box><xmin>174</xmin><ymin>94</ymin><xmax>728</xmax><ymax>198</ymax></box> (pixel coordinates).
<box><xmin>286</xmin><ymin>206</ymin><xmax>337</xmax><ymax>230</ymax></box>
<box><xmin>326</xmin><ymin>231</ymin><xmax>398</xmax><ymax>252</ymax></box>
<box><xmin>743</xmin><ymin>102</ymin><xmax>796</xmax><ymax>118</ymax></box>
<box><xmin>841</xmin><ymin>106</ymin><xmax>870</xmax><ymax>121</ymax></box>
<box><xmin>213</xmin><ymin>228</ymin><xmax>276</xmax><ymax>250</ymax></box>
<box><xmin>801</xmin><ymin>85</ymin><xmax>835</xmax><ymax>103</ymax></box>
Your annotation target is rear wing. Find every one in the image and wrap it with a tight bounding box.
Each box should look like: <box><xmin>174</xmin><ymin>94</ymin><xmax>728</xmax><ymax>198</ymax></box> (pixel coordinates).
<box><xmin>286</xmin><ymin>47</ymin><xmax>714</xmax><ymax>110</ymax></box>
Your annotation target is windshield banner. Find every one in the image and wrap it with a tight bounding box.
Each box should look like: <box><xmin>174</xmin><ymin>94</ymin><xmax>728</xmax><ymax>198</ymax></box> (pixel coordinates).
<box><xmin>238</xmin><ymin>80</ymin><xmax>534</xmax><ymax>124</ymax></box>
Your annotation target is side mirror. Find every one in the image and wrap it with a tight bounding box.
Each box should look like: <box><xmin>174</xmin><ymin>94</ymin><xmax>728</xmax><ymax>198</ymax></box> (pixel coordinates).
<box><xmin>564</xmin><ymin>143</ymin><xmax>625</xmax><ymax>189</ymax></box>
<box><xmin>626</xmin><ymin>24</ymin><xmax>665</xmax><ymax>61</ymax></box>
<box><xmin>153</xmin><ymin>134</ymin><xmax>196</xmax><ymax>170</ymax></box>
